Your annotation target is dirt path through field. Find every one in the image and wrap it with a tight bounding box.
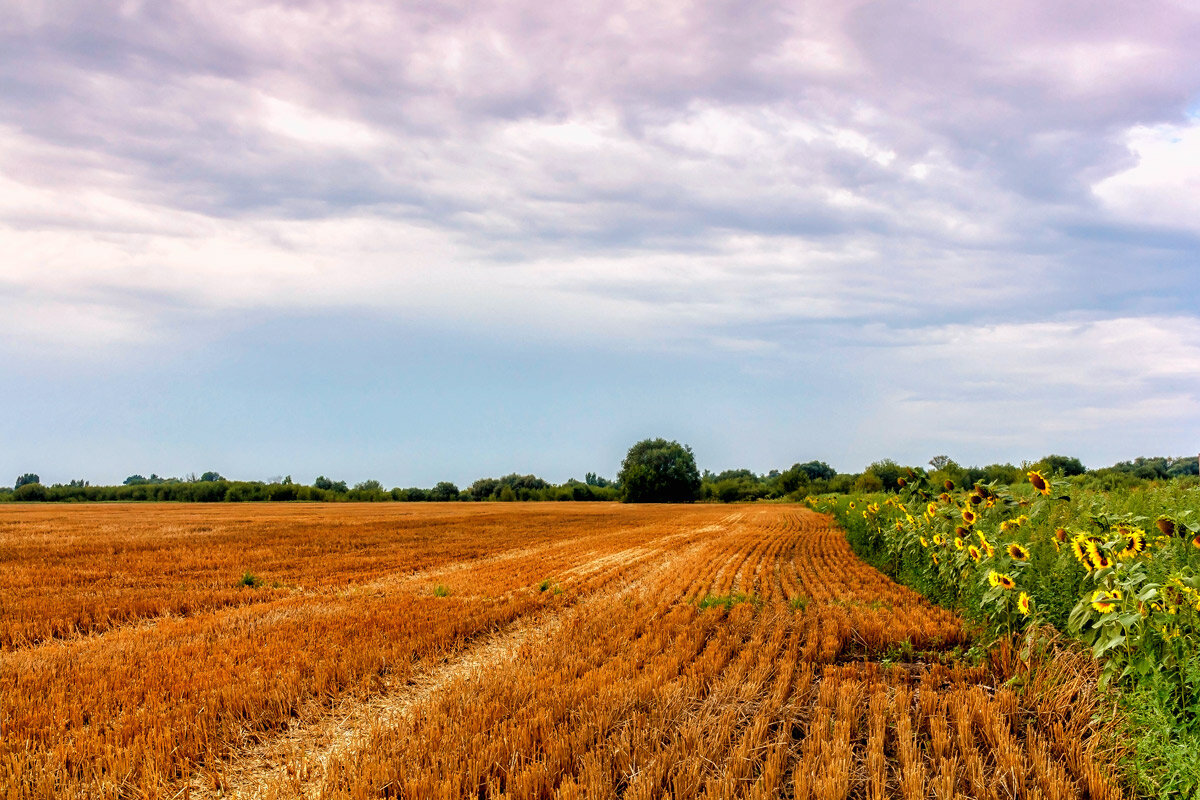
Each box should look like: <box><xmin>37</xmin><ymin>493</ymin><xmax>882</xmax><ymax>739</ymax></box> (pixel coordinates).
<box><xmin>183</xmin><ymin>606</ymin><xmax>564</xmax><ymax>800</ymax></box>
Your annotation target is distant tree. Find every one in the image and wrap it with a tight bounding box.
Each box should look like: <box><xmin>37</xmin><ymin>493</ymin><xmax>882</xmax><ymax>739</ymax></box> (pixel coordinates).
<box><xmin>584</xmin><ymin>472</ymin><xmax>612</xmax><ymax>488</ymax></box>
<box><xmin>1034</xmin><ymin>455</ymin><xmax>1087</xmax><ymax>477</ymax></box>
<box><xmin>980</xmin><ymin>463</ymin><xmax>1023</xmax><ymax>484</ymax></box>
<box><xmin>777</xmin><ymin>464</ymin><xmax>811</xmax><ymax>495</ymax></box>
<box><xmin>466</xmin><ymin>477</ymin><xmax>501</xmax><ymax>501</ymax></box>
<box><xmin>354</xmin><ymin>479</ymin><xmax>384</xmax><ymax>492</ymax></box>
<box><xmin>430</xmin><ymin>481</ymin><xmax>460</xmax><ymax>501</ymax></box>
<box><xmin>13</xmin><ymin>482</ymin><xmax>48</xmax><ymax>501</ymax></box>
<box><xmin>863</xmin><ymin>459</ymin><xmax>905</xmax><ymax>492</ymax></box>
<box><xmin>200</xmin><ymin>471</ymin><xmax>224</xmax><ymax>482</ymax></box>
<box><xmin>123</xmin><ymin>475</ymin><xmax>147</xmax><ymax>486</ymax></box>
<box><xmin>928</xmin><ymin>455</ymin><xmax>953</xmax><ymax>471</ymax></box>
<box><xmin>712</xmin><ymin>468</ymin><xmax>757</xmax><ymax>483</ymax></box>
<box><xmin>313</xmin><ymin>476</ymin><xmax>348</xmax><ymax>492</ymax></box>
<box><xmin>854</xmin><ymin>472</ymin><xmax>884</xmax><ymax>492</ymax></box>
<box><xmin>618</xmin><ymin>438</ymin><xmax>702</xmax><ymax>503</ymax></box>
<box><xmin>1168</xmin><ymin>456</ymin><xmax>1199</xmax><ymax>477</ymax></box>
<box><xmin>15</xmin><ymin>473</ymin><xmax>40</xmax><ymax>489</ymax></box>
<box><xmin>795</xmin><ymin>461</ymin><xmax>837</xmax><ymax>482</ymax></box>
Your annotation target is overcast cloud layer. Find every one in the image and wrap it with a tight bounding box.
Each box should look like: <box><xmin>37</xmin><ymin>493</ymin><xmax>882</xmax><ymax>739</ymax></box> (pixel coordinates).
<box><xmin>3</xmin><ymin>0</ymin><xmax>1200</xmax><ymax>484</ymax></box>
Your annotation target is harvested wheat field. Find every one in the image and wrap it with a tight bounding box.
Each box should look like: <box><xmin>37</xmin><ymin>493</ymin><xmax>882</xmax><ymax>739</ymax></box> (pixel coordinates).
<box><xmin>1</xmin><ymin>503</ymin><xmax>1123</xmax><ymax>799</ymax></box>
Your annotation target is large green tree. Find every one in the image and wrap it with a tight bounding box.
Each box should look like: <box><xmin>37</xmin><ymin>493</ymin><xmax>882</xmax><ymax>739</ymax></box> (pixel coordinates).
<box><xmin>618</xmin><ymin>438</ymin><xmax>701</xmax><ymax>503</ymax></box>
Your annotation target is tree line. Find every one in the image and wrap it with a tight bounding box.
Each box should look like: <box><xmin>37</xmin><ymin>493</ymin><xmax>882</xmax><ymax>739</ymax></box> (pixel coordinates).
<box><xmin>3</xmin><ymin>443</ymin><xmax>1196</xmax><ymax>504</ymax></box>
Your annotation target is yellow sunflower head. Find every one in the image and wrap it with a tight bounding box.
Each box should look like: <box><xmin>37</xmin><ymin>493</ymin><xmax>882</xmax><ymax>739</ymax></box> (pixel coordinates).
<box><xmin>1007</xmin><ymin>543</ymin><xmax>1030</xmax><ymax>561</ymax></box>
<box><xmin>954</xmin><ymin>536</ymin><xmax>964</xmax><ymax>550</ymax></box>
<box><xmin>1192</xmin><ymin>534</ymin><xmax>1200</xmax><ymax>550</ymax></box>
<box><xmin>1028</xmin><ymin>470</ymin><xmax>1050</xmax><ymax>495</ymax></box>
<box><xmin>969</xmin><ymin>493</ymin><xmax>983</xmax><ymax>506</ymax></box>
<box><xmin>961</xmin><ymin>508</ymin><xmax>977</xmax><ymax>525</ymax></box>
<box><xmin>988</xmin><ymin>571</ymin><xmax>1016</xmax><ymax>590</ymax></box>
<box><xmin>926</xmin><ymin>502</ymin><xmax>938</xmax><ymax>516</ymax></box>
<box><xmin>848</xmin><ymin>501</ymin><xmax>856</xmax><ymax>509</ymax></box>
<box><xmin>1122</xmin><ymin>528</ymin><xmax>1147</xmax><ymax>557</ymax></box>
<box><xmin>1054</xmin><ymin>527</ymin><xmax>1068</xmax><ymax>543</ymax></box>
<box><xmin>944</xmin><ymin>479</ymin><xmax>955</xmax><ymax>491</ymax></box>
<box><xmin>1070</xmin><ymin>536</ymin><xmax>1088</xmax><ymax>563</ymax></box>
<box><xmin>1017</xmin><ymin>592</ymin><xmax>1032</xmax><ymax>617</ymax></box>
<box><xmin>968</xmin><ymin>545</ymin><xmax>981</xmax><ymax>562</ymax></box>
<box><xmin>920</xmin><ymin>536</ymin><xmax>929</xmax><ymax>548</ymax></box>
<box><xmin>1090</xmin><ymin>589</ymin><xmax>1122</xmax><ymax>614</ymax></box>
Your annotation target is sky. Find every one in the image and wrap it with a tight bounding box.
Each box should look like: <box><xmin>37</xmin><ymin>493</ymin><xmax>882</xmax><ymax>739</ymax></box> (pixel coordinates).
<box><xmin>3</xmin><ymin>0</ymin><xmax>1200</xmax><ymax>487</ymax></box>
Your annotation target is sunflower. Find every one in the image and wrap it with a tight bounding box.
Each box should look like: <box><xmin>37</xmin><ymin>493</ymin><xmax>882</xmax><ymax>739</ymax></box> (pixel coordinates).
<box><xmin>1054</xmin><ymin>528</ymin><xmax>1068</xmax><ymax>544</ymax></box>
<box><xmin>931</xmin><ymin>553</ymin><xmax>940</xmax><ymax>565</ymax></box>
<box><xmin>1156</xmin><ymin>517</ymin><xmax>1177</xmax><ymax>537</ymax></box>
<box><xmin>938</xmin><ymin>492</ymin><xmax>951</xmax><ymax>503</ymax></box>
<box><xmin>848</xmin><ymin>501</ymin><xmax>856</xmax><ymax>510</ymax></box>
<box><xmin>1070</xmin><ymin>536</ymin><xmax>1088</xmax><ymax>563</ymax></box>
<box><xmin>944</xmin><ymin>479</ymin><xmax>955</xmax><ymax>491</ymax></box>
<box><xmin>1088</xmin><ymin>552</ymin><xmax>1112</xmax><ymax>571</ymax></box>
<box><xmin>1007</xmin><ymin>543</ymin><xmax>1030</xmax><ymax>561</ymax></box>
<box><xmin>988</xmin><ymin>571</ymin><xmax>1016</xmax><ymax>590</ymax></box>
<box><xmin>1193</xmin><ymin>534</ymin><xmax>1200</xmax><ymax>550</ymax></box>
<box><xmin>961</xmin><ymin>508</ymin><xmax>977</xmax><ymax>525</ymax></box>
<box><xmin>926</xmin><ymin>502</ymin><xmax>939</xmax><ymax>516</ymax></box>
<box><xmin>968</xmin><ymin>493</ymin><xmax>983</xmax><ymax>506</ymax></box>
<box><xmin>1091</xmin><ymin>589</ymin><xmax>1122</xmax><ymax>614</ymax></box>
<box><xmin>1017</xmin><ymin>592</ymin><xmax>1032</xmax><ymax>616</ymax></box>
<box><xmin>920</xmin><ymin>537</ymin><xmax>929</xmax><ymax>548</ymax></box>
<box><xmin>933</xmin><ymin>534</ymin><xmax>945</xmax><ymax>547</ymax></box>
<box><xmin>894</xmin><ymin>521</ymin><xmax>904</xmax><ymax>533</ymax></box>
<box><xmin>1028</xmin><ymin>470</ymin><xmax>1050</xmax><ymax>495</ymax></box>
<box><xmin>968</xmin><ymin>545</ymin><xmax>982</xmax><ymax>562</ymax></box>
<box><xmin>954</xmin><ymin>536</ymin><xmax>965</xmax><ymax>551</ymax></box>
<box><xmin>1118</xmin><ymin>528</ymin><xmax>1147</xmax><ymax>560</ymax></box>
<box><xmin>1000</xmin><ymin>520</ymin><xmax>1015</xmax><ymax>533</ymax></box>
<box><xmin>897</xmin><ymin>477</ymin><xmax>906</xmax><ymax>487</ymax></box>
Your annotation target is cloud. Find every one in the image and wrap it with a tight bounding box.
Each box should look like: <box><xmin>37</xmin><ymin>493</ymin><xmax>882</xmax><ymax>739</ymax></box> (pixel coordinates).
<box><xmin>848</xmin><ymin>316</ymin><xmax>1200</xmax><ymax>460</ymax></box>
<box><xmin>2</xmin><ymin>1</ymin><xmax>1200</xmax><ymax>369</ymax></box>
<box><xmin>1092</xmin><ymin>119</ymin><xmax>1200</xmax><ymax>232</ymax></box>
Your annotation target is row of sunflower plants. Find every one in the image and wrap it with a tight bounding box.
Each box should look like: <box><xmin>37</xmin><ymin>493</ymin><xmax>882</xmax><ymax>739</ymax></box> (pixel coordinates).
<box><xmin>812</xmin><ymin>471</ymin><xmax>1200</xmax><ymax>690</ymax></box>
<box><xmin>815</xmin><ymin>471</ymin><xmax>1200</xmax><ymax>795</ymax></box>
<box><xmin>815</xmin><ymin>470</ymin><xmax>1200</xmax><ymax>797</ymax></box>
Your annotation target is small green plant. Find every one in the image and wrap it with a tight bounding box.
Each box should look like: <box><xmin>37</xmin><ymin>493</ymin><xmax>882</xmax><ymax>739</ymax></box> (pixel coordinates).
<box><xmin>697</xmin><ymin>592</ymin><xmax>757</xmax><ymax>611</ymax></box>
<box><xmin>879</xmin><ymin>638</ymin><xmax>916</xmax><ymax>666</ymax></box>
<box><xmin>237</xmin><ymin>571</ymin><xmax>261</xmax><ymax>588</ymax></box>
<box><xmin>538</xmin><ymin>578</ymin><xmax>554</xmax><ymax>592</ymax></box>
<box><xmin>433</xmin><ymin>584</ymin><xmax>450</xmax><ymax>598</ymax></box>
<box><xmin>789</xmin><ymin>595</ymin><xmax>810</xmax><ymax>612</ymax></box>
